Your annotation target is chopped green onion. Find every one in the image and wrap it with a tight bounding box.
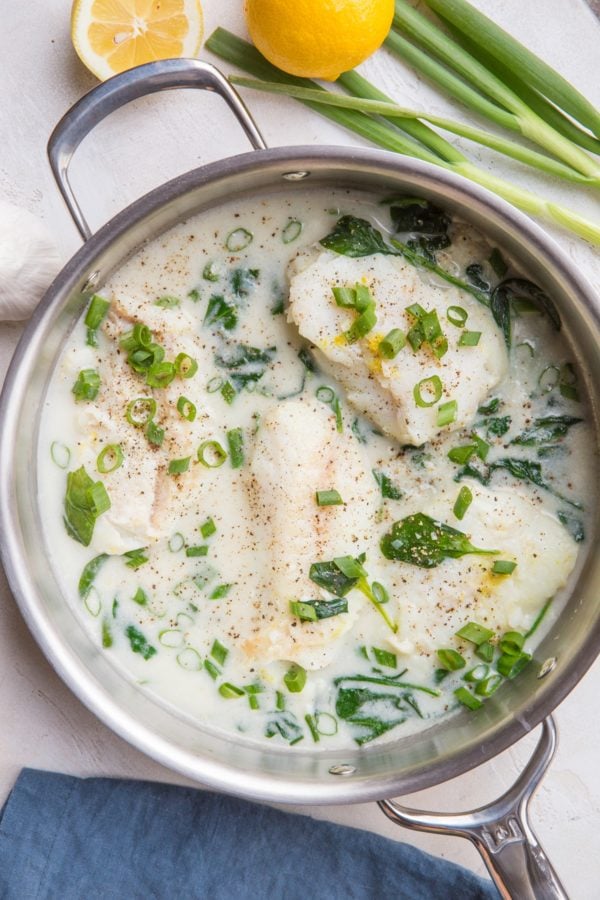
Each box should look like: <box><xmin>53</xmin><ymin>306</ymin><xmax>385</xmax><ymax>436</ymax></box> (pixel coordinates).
<box><xmin>200</xmin><ymin>517</ymin><xmax>217</xmax><ymax>539</ymax></box>
<box><xmin>168</xmin><ymin>532</ymin><xmax>185</xmax><ymax>552</ymax></box>
<box><xmin>371</xmin><ymin>582</ymin><xmax>389</xmax><ymax>604</ymax></box>
<box><xmin>177</xmin><ymin>396</ymin><xmax>197</xmax><ymax>421</ymax></box>
<box><xmin>101</xmin><ymin>618</ymin><xmax>113</xmax><ymax>648</ymax></box>
<box><xmin>207</xmin><ymin>376</ymin><xmax>224</xmax><ymax>393</ymax></box>
<box><xmin>448</xmin><ymin>443</ymin><xmax>477</xmax><ymax>464</ymax></box>
<box><xmin>447</xmin><ymin>305</ymin><xmax>468</xmax><ymax>327</ymax></box>
<box><xmin>219</xmin><ymin>682</ymin><xmax>245</xmax><ymax>698</ymax></box>
<box><xmin>316</xmin><ymin>386</ymin><xmax>334</xmax><ymax>403</ymax></box>
<box><xmin>145</xmin><ymin>420</ymin><xmax>164</xmax><ymax>447</ymax></box>
<box><xmin>475</xmin><ymin>674</ymin><xmax>503</xmax><ymax>696</ymax></box>
<box><xmin>406</xmin><ymin>302</ymin><xmax>427</xmax><ymax>318</ymax></box>
<box><xmin>378</xmin><ymin>328</ymin><xmax>406</xmax><ymax>358</ymax></box>
<box><xmin>159</xmin><ymin>629</ymin><xmax>183</xmax><ymax>648</ymax></box>
<box><xmin>97</xmin><ymin>444</ymin><xmax>124</xmax><ymax>474</ymax></box>
<box><xmin>146</xmin><ymin>361</ymin><xmax>176</xmax><ymax>389</ymax></box>
<box><xmin>289</xmin><ymin>598</ymin><xmax>348</xmax><ymax>621</ymax></box>
<box><xmin>499</xmin><ymin>631</ymin><xmax>525</xmax><ymax>656</ymax></box>
<box><xmin>125</xmin><ymin>624</ymin><xmax>156</xmax><ymax>660</ymax></box>
<box><xmin>225</xmin><ymin>227</ymin><xmax>253</xmax><ymax>251</ymax></box>
<box><xmin>305</xmin><ymin>714</ymin><xmax>320</xmax><ymax>743</ymax></box>
<box><xmin>177</xmin><ymin>648</ymin><xmax>202</xmax><ymax>671</ymax></box>
<box><xmin>120</xmin><ymin>324</ymin><xmax>151</xmax><ymax>352</ymax></box>
<box><xmin>316</xmin><ymin>489</ymin><xmax>344</xmax><ymax>506</ymax></box>
<box><xmin>78</xmin><ymin>553</ymin><xmax>109</xmax><ymax>599</ymax></box>
<box><xmin>316</xmin><ymin>385</ymin><xmax>343</xmax><ymax>432</ymax></box>
<box><xmin>476</xmin><ymin>641</ymin><xmax>494</xmax><ymax>663</ymax></box>
<box><xmin>437</xmin><ymin>648</ymin><xmax>466</xmax><ymax>670</ymax></box>
<box><xmin>220</xmin><ymin>381</ymin><xmax>236</xmax><ymax>405</ymax></box>
<box><xmin>463</xmin><ymin>664</ymin><xmax>490</xmax><ymax>683</ymax></box>
<box><xmin>64</xmin><ymin>466</ymin><xmax>111</xmax><ymax>546</ymax></box>
<box><xmin>332</xmin><ymin>286</ymin><xmax>357</xmax><ymax>307</ymax></box>
<box><xmin>315</xmin><ymin>712</ymin><xmax>338</xmax><ymax>736</ymax></box>
<box><xmin>538</xmin><ymin>365</ymin><xmax>560</xmax><ymax>393</ymax></box>
<box><xmin>413</xmin><ymin>374</ymin><xmax>443</xmax><ymax>407</ymax></box>
<box><xmin>204</xmin><ymin>659</ymin><xmax>220</xmax><ymax>680</ymax></box>
<box><xmin>437</xmin><ymin>399</ymin><xmax>457</xmax><ymax>427</ymax></box>
<box><xmin>123</xmin><ymin>547</ymin><xmax>148</xmax><ymax>569</ymax></box>
<box><xmin>276</xmin><ymin>691</ymin><xmax>286</xmax><ymax>711</ymax></box>
<box><xmin>372</xmin><ymin>647</ymin><xmax>397</xmax><ymax>668</ymax></box>
<box><xmin>492</xmin><ymin>560</ymin><xmax>517</xmax><ymax>575</ymax></box>
<box><xmin>168</xmin><ymin>456</ymin><xmax>191</xmax><ymax>475</ymax></box>
<box><xmin>155</xmin><ymin>295</ymin><xmax>180</xmax><ymax>308</ymax></box>
<box><xmin>283</xmin><ymin>663</ymin><xmax>306</xmax><ymax>693</ymax></box>
<box><xmin>72</xmin><ymin>369</ymin><xmax>100</xmax><ymax>402</ymax></box>
<box><xmin>209</xmin><ymin>583</ymin><xmax>233</xmax><ymax>599</ymax></box>
<box><xmin>459</xmin><ymin>330</ymin><xmax>482</xmax><ymax>346</ymax></box>
<box><xmin>132</xmin><ymin>587</ymin><xmax>148</xmax><ymax>606</ymax></box>
<box><xmin>211</xmin><ymin>639</ymin><xmax>228</xmax><ymax>665</ymax></box>
<box><xmin>84</xmin><ymin>294</ymin><xmax>110</xmax><ymax>346</ymax></box>
<box><xmin>345</xmin><ymin>302</ymin><xmax>377</xmax><ymax>343</ymax></box>
<box><xmin>289</xmin><ymin>601</ymin><xmax>317</xmax><ymax>622</ymax></box>
<box><xmin>472</xmin><ymin>433</ymin><xmax>490</xmax><ymax>460</ymax></box>
<box><xmin>453</xmin><ymin>485</ymin><xmax>473</xmax><ymax>520</ymax></box>
<box><xmin>282</xmin><ymin>219</ymin><xmax>303</xmax><ymax>243</ymax></box>
<box><xmin>174</xmin><ymin>352</ymin><xmax>198</xmax><ymax>379</ymax></box>
<box><xmin>227</xmin><ymin>428</ymin><xmax>244</xmax><ymax>469</ymax></box>
<box><xmin>188</xmin><ymin>288</ymin><xmax>200</xmax><ymax>302</ymax></box>
<box><xmin>126</xmin><ymin>397</ymin><xmax>156</xmax><ymax>427</ymax></box>
<box><xmin>203</xmin><ymin>261</ymin><xmax>219</xmax><ymax>282</ymax></box>
<box><xmin>497</xmin><ymin>652</ymin><xmax>531</xmax><ymax>679</ymax></box>
<box><xmin>454</xmin><ymin>686</ymin><xmax>483</xmax><ymax>710</ymax></box>
<box><xmin>50</xmin><ymin>441</ymin><xmax>71</xmax><ymax>469</ymax></box>
<box><xmin>185</xmin><ymin>545</ymin><xmax>208</xmax><ymax>557</ymax></box>
<box><xmin>456</xmin><ymin>621</ymin><xmax>494</xmax><ymax>645</ymax></box>
<box><xmin>197</xmin><ymin>440</ymin><xmax>227</xmax><ymax>468</ymax></box>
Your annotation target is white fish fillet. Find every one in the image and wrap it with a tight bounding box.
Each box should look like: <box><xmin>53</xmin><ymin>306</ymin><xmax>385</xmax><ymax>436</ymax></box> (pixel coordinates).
<box><xmin>243</xmin><ymin>398</ymin><xmax>378</xmax><ymax>669</ymax></box>
<box><xmin>287</xmin><ymin>250</ymin><xmax>508</xmax><ymax>445</ymax></box>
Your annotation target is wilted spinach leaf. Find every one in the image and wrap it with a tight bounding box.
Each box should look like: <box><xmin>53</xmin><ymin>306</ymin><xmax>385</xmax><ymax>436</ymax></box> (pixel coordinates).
<box><xmin>511</xmin><ymin>415</ymin><xmax>582</xmax><ymax>446</ymax></box>
<box><xmin>309</xmin><ymin>560</ymin><xmax>358</xmax><ymax>597</ymax></box>
<box><xmin>389</xmin><ymin>197</ymin><xmax>451</xmax><ymax>237</ymax></box>
<box><xmin>320</xmin><ymin>215</ymin><xmax>392</xmax><ymax>257</ymax></box>
<box><xmin>380</xmin><ymin>512</ymin><xmax>497</xmax><ymax>568</ymax></box>
<box><xmin>491</xmin><ymin>278</ymin><xmax>561</xmax><ymax>348</ymax></box>
<box><xmin>557</xmin><ymin>511</ymin><xmax>585</xmax><ymax>542</ymax></box>
<box><xmin>230</xmin><ymin>267</ymin><xmax>259</xmax><ymax>297</ymax></box>
<box><xmin>204</xmin><ymin>295</ymin><xmax>237</xmax><ymax>331</ymax></box>
<box><xmin>214</xmin><ymin>344</ymin><xmax>276</xmax><ymax>391</ymax></box>
<box><xmin>466</xmin><ymin>263</ymin><xmax>491</xmax><ymax>292</ymax></box>
<box><xmin>372</xmin><ymin>469</ymin><xmax>403</xmax><ymax>500</ymax></box>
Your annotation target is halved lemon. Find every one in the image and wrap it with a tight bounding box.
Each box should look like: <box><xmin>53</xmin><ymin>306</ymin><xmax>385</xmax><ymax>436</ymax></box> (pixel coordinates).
<box><xmin>71</xmin><ymin>0</ymin><xmax>204</xmax><ymax>81</ymax></box>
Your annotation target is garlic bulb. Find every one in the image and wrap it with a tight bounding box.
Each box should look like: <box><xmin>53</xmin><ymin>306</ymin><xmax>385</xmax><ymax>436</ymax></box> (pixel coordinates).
<box><xmin>0</xmin><ymin>202</ymin><xmax>62</xmax><ymax>321</ymax></box>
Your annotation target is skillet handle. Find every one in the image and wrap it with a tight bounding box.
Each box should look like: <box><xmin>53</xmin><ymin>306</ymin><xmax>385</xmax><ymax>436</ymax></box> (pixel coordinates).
<box><xmin>47</xmin><ymin>59</ymin><xmax>267</xmax><ymax>241</ymax></box>
<box><xmin>379</xmin><ymin>717</ymin><xmax>568</xmax><ymax>900</ymax></box>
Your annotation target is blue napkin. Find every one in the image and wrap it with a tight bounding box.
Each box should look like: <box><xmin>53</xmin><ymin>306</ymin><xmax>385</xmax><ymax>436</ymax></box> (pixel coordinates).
<box><xmin>0</xmin><ymin>769</ymin><xmax>497</xmax><ymax>899</ymax></box>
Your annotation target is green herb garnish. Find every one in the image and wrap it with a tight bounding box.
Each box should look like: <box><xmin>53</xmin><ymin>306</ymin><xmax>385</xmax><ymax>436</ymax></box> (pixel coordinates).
<box><xmin>381</xmin><ymin>513</ymin><xmax>497</xmax><ymax>568</ymax></box>
<box><xmin>64</xmin><ymin>466</ymin><xmax>111</xmax><ymax>546</ymax></box>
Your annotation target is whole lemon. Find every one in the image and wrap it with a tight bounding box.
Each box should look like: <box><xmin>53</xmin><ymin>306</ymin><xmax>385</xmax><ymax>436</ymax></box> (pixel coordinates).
<box><xmin>244</xmin><ymin>0</ymin><xmax>394</xmax><ymax>81</ymax></box>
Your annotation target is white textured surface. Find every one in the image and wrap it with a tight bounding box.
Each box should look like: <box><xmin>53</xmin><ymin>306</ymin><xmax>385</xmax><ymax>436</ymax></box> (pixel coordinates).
<box><xmin>1</xmin><ymin>0</ymin><xmax>600</xmax><ymax>894</ymax></box>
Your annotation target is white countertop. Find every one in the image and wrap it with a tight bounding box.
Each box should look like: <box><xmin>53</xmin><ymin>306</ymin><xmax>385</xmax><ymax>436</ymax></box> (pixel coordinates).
<box><xmin>1</xmin><ymin>0</ymin><xmax>600</xmax><ymax>894</ymax></box>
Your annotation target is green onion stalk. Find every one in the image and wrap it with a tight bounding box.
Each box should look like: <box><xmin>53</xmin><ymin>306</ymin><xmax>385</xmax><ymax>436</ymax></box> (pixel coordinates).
<box><xmin>205</xmin><ymin>29</ymin><xmax>600</xmax><ymax>245</ymax></box>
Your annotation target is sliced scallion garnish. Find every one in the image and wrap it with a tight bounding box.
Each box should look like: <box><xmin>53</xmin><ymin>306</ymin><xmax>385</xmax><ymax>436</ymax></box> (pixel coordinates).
<box><xmin>316</xmin><ymin>489</ymin><xmax>343</xmax><ymax>506</ymax></box>
<box><xmin>226</xmin><ymin>428</ymin><xmax>244</xmax><ymax>469</ymax></box>
<box><xmin>123</xmin><ymin>547</ymin><xmax>148</xmax><ymax>569</ymax></box>
<box><xmin>185</xmin><ymin>545</ymin><xmax>208</xmax><ymax>557</ymax></box>
<box><xmin>174</xmin><ymin>353</ymin><xmax>198</xmax><ymax>379</ymax></box>
<box><xmin>447</xmin><ymin>443</ymin><xmax>477</xmax><ymax>464</ymax></box>
<box><xmin>155</xmin><ymin>295</ymin><xmax>180</xmax><ymax>308</ymax></box>
<box><xmin>316</xmin><ymin>385</ymin><xmax>343</xmax><ymax>432</ymax></box>
<box><xmin>437</xmin><ymin>648</ymin><xmax>466</xmax><ymax>670</ymax></box>
<box><xmin>177</xmin><ymin>396</ymin><xmax>196</xmax><ymax>422</ymax></box>
<box><xmin>146</xmin><ymin>361</ymin><xmax>176</xmax><ymax>389</ymax></box>
<box><xmin>132</xmin><ymin>587</ymin><xmax>148</xmax><ymax>606</ymax></box>
<box><xmin>453</xmin><ymin>485</ymin><xmax>473</xmax><ymax>520</ymax></box>
<box><xmin>211</xmin><ymin>639</ymin><xmax>228</xmax><ymax>665</ymax></box>
<box><xmin>50</xmin><ymin>441</ymin><xmax>71</xmax><ymax>470</ymax></box>
<box><xmin>413</xmin><ymin>374</ymin><xmax>443</xmax><ymax>407</ymax></box>
<box><xmin>447</xmin><ymin>305</ymin><xmax>468</xmax><ymax>327</ymax></box>
<box><xmin>289</xmin><ymin>598</ymin><xmax>348</xmax><ymax>621</ymax></box>
<box><xmin>72</xmin><ymin>369</ymin><xmax>100</xmax><ymax>402</ymax></box>
<box><xmin>168</xmin><ymin>532</ymin><xmax>185</xmax><ymax>552</ymax></box>
<box><xmin>283</xmin><ymin>663</ymin><xmax>307</xmax><ymax>693</ymax></box>
<box><xmin>84</xmin><ymin>294</ymin><xmax>110</xmax><ymax>347</ymax></box>
<box><xmin>197</xmin><ymin>440</ymin><xmax>227</xmax><ymax>468</ymax></box>
<box><xmin>200</xmin><ymin>517</ymin><xmax>216</xmax><ymax>539</ymax></box>
<box><xmin>125</xmin><ymin>397</ymin><xmax>156</xmax><ymax>427</ymax></box>
<box><xmin>225</xmin><ymin>227</ymin><xmax>253</xmax><ymax>251</ymax></box>
<box><xmin>209</xmin><ymin>583</ymin><xmax>232</xmax><ymax>599</ymax></box>
<box><xmin>203</xmin><ymin>261</ymin><xmax>219</xmax><ymax>282</ymax></box>
<box><xmin>492</xmin><ymin>559</ymin><xmax>517</xmax><ymax>575</ymax></box>
<box><xmin>454</xmin><ymin>686</ymin><xmax>482</xmax><ymax>710</ymax></box>
<box><xmin>437</xmin><ymin>399</ymin><xmax>457</xmax><ymax>426</ymax></box>
<box><xmin>282</xmin><ymin>219</ymin><xmax>303</xmax><ymax>243</ymax></box>
<box><xmin>378</xmin><ymin>328</ymin><xmax>406</xmax><ymax>359</ymax></box>
<box><xmin>168</xmin><ymin>456</ymin><xmax>191</xmax><ymax>475</ymax></box>
<box><xmin>475</xmin><ymin>674</ymin><xmax>503</xmax><ymax>696</ymax></box>
<box><xmin>220</xmin><ymin>381</ymin><xmax>236</xmax><ymax>405</ymax></box>
<box><xmin>177</xmin><ymin>648</ymin><xmax>202</xmax><ymax>671</ymax></box>
<box><xmin>459</xmin><ymin>330</ymin><xmax>482</xmax><ymax>346</ymax></box>
<box><xmin>456</xmin><ymin>622</ymin><xmax>494</xmax><ymax>645</ymax></box>
<box><xmin>97</xmin><ymin>444</ymin><xmax>124</xmax><ymax>474</ymax></box>
<box><xmin>219</xmin><ymin>683</ymin><xmax>245</xmax><ymax>698</ymax></box>
<box><xmin>463</xmin><ymin>664</ymin><xmax>490</xmax><ymax>683</ymax></box>
<box><xmin>145</xmin><ymin>419</ymin><xmax>164</xmax><ymax>447</ymax></box>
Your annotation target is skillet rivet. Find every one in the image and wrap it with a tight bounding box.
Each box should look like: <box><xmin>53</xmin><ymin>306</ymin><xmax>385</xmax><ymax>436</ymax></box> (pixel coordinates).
<box><xmin>81</xmin><ymin>270</ymin><xmax>100</xmax><ymax>293</ymax></box>
<box><xmin>538</xmin><ymin>657</ymin><xmax>557</xmax><ymax>678</ymax></box>
<box><xmin>282</xmin><ymin>171</ymin><xmax>310</xmax><ymax>181</ymax></box>
<box><xmin>329</xmin><ymin>764</ymin><xmax>356</xmax><ymax>776</ymax></box>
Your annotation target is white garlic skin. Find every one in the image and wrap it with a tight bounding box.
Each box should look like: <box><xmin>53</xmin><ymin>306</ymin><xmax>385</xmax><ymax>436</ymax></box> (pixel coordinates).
<box><xmin>0</xmin><ymin>202</ymin><xmax>62</xmax><ymax>321</ymax></box>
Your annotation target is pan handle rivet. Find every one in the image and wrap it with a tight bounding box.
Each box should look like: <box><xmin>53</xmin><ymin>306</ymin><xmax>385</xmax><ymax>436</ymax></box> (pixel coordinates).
<box><xmin>282</xmin><ymin>171</ymin><xmax>310</xmax><ymax>181</ymax></box>
<box><xmin>81</xmin><ymin>270</ymin><xmax>100</xmax><ymax>293</ymax></box>
<box><xmin>328</xmin><ymin>764</ymin><xmax>356</xmax><ymax>776</ymax></box>
<box><xmin>538</xmin><ymin>656</ymin><xmax>557</xmax><ymax>678</ymax></box>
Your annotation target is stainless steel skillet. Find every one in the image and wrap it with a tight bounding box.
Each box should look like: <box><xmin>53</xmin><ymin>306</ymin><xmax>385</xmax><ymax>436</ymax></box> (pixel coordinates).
<box><xmin>1</xmin><ymin>59</ymin><xmax>599</xmax><ymax>899</ymax></box>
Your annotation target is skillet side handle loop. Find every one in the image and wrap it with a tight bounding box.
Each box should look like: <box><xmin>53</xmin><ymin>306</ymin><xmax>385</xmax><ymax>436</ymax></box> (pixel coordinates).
<box><xmin>379</xmin><ymin>718</ymin><xmax>568</xmax><ymax>900</ymax></box>
<box><xmin>47</xmin><ymin>59</ymin><xmax>267</xmax><ymax>241</ymax></box>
